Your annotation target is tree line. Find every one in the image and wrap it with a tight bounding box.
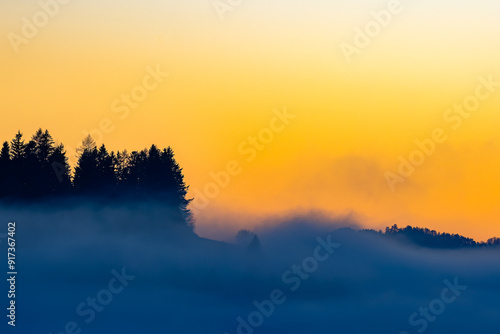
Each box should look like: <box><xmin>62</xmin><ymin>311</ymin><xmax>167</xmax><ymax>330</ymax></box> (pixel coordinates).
<box><xmin>0</xmin><ymin>129</ymin><xmax>191</xmax><ymax>221</ymax></box>
<box><xmin>363</xmin><ymin>224</ymin><xmax>500</xmax><ymax>248</ymax></box>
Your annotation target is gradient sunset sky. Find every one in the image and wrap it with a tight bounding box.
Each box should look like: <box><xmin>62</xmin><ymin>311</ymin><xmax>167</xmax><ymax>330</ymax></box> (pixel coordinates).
<box><xmin>1</xmin><ymin>0</ymin><xmax>499</xmax><ymax>240</ymax></box>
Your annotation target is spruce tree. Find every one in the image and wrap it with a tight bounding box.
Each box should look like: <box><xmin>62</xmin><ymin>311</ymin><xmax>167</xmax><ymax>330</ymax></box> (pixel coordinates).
<box><xmin>73</xmin><ymin>146</ymin><xmax>99</xmax><ymax>192</ymax></box>
<box><xmin>10</xmin><ymin>131</ymin><xmax>26</xmax><ymax>161</ymax></box>
<box><xmin>0</xmin><ymin>142</ymin><xmax>9</xmax><ymax>163</ymax></box>
<box><xmin>32</xmin><ymin>128</ymin><xmax>55</xmax><ymax>165</ymax></box>
<box><xmin>0</xmin><ymin>142</ymin><xmax>11</xmax><ymax>197</ymax></box>
<box><xmin>49</xmin><ymin>144</ymin><xmax>72</xmax><ymax>194</ymax></box>
<box><xmin>161</xmin><ymin>147</ymin><xmax>192</xmax><ymax>224</ymax></box>
<box><xmin>96</xmin><ymin>144</ymin><xmax>115</xmax><ymax>188</ymax></box>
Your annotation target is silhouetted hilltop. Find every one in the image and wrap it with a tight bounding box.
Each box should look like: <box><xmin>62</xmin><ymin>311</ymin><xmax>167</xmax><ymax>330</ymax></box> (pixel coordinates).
<box><xmin>359</xmin><ymin>224</ymin><xmax>500</xmax><ymax>249</ymax></box>
<box><xmin>0</xmin><ymin>129</ymin><xmax>192</xmax><ymax>224</ymax></box>
<box><xmin>1</xmin><ymin>129</ymin><xmax>498</xmax><ymax>249</ymax></box>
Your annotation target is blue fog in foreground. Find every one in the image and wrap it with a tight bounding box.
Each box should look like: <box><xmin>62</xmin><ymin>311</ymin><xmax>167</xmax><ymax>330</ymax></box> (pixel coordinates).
<box><xmin>0</xmin><ymin>201</ymin><xmax>499</xmax><ymax>334</ymax></box>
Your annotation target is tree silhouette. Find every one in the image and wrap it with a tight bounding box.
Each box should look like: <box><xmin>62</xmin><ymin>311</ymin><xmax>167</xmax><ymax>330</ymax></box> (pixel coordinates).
<box><xmin>32</xmin><ymin>128</ymin><xmax>55</xmax><ymax>164</ymax></box>
<box><xmin>0</xmin><ymin>142</ymin><xmax>9</xmax><ymax>160</ymax></box>
<box><xmin>114</xmin><ymin>150</ymin><xmax>130</xmax><ymax>185</ymax></box>
<box><xmin>487</xmin><ymin>237</ymin><xmax>500</xmax><ymax>246</ymax></box>
<box><xmin>73</xmin><ymin>146</ymin><xmax>99</xmax><ymax>192</ymax></box>
<box><xmin>73</xmin><ymin>139</ymin><xmax>118</xmax><ymax>193</ymax></box>
<box><xmin>160</xmin><ymin>147</ymin><xmax>191</xmax><ymax>216</ymax></box>
<box><xmin>0</xmin><ymin>142</ymin><xmax>11</xmax><ymax>197</ymax></box>
<box><xmin>23</xmin><ymin>139</ymin><xmax>40</xmax><ymax>197</ymax></box>
<box><xmin>9</xmin><ymin>132</ymin><xmax>27</xmax><ymax>197</ymax></box>
<box><xmin>76</xmin><ymin>135</ymin><xmax>97</xmax><ymax>157</ymax></box>
<box><xmin>50</xmin><ymin>143</ymin><xmax>72</xmax><ymax>193</ymax></box>
<box><xmin>236</xmin><ymin>230</ymin><xmax>262</xmax><ymax>253</ymax></box>
<box><xmin>1</xmin><ymin>129</ymin><xmax>71</xmax><ymax>198</ymax></box>
<box><xmin>96</xmin><ymin>144</ymin><xmax>116</xmax><ymax>188</ymax></box>
<box><xmin>377</xmin><ymin>224</ymin><xmax>479</xmax><ymax>248</ymax></box>
<box><xmin>10</xmin><ymin>131</ymin><xmax>26</xmax><ymax>161</ymax></box>
<box><xmin>23</xmin><ymin>129</ymin><xmax>54</xmax><ymax>197</ymax></box>
<box><xmin>1</xmin><ymin>130</ymin><xmax>192</xmax><ymax>225</ymax></box>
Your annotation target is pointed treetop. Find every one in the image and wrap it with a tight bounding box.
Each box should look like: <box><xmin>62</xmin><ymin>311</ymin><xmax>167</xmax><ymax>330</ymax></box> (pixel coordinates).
<box><xmin>0</xmin><ymin>142</ymin><xmax>10</xmax><ymax>162</ymax></box>
<box><xmin>76</xmin><ymin>135</ymin><xmax>97</xmax><ymax>157</ymax></box>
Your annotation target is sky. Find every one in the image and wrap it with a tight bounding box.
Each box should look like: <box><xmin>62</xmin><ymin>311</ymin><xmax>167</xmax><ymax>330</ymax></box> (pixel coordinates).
<box><xmin>1</xmin><ymin>0</ymin><xmax>499</xmax><ymax>241</ymax></box>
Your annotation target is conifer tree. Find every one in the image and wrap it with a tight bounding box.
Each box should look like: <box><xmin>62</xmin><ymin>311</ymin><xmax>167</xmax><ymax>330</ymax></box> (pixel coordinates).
<box><xmin>10</xmin><ymin>131</ymin><xmax>26</xmax><ymax>161</ymax></box>
<box><xmin>0</xmin><ymin>142</ymin><xmax>11</xmax><ymax>197</ymax></box>
<box><xmin>32</xmin><ymin>128</ymin><xmax>55</xmax><ymax>165</ymax></box>
<box><xmin>73</xmin><ymin>146</ymin><xmax>99</xmax><ymax>192</ymax></box>
<box><xmin>96</xmin><ymin>144</ymin><xmax>115</xmax><ymax>187</ymax></box>
<box><xmin>49</xmin><ymin>143</ymin><xmax>72</xmax><ymax>193</ymax></box>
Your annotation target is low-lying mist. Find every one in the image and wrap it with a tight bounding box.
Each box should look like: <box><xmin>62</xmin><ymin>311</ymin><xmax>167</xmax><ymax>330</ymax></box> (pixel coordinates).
<box><xmin>0</xmin><ymin>201</ymin><xmax>498</xmax><ymax>333</ymax></box>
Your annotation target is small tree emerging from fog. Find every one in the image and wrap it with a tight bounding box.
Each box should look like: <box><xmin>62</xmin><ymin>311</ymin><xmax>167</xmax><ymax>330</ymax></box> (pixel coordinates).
<box><xmin>236</xmin><ymin>230</ymin><xmax>262</xmax><ymax>253</ymax></box>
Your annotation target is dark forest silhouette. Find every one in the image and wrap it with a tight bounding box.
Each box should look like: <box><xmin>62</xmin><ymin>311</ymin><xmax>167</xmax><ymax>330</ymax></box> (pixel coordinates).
<box><xmin>0</xmin><ymin>129</ymin><xmax>498</xmax><ymax>247</ymax></box>
<box><xmin>0</xmin><ymin>129</ymin><xmax>191</xmax><ymax>222</ymax></box>
<box><xmin>361</xmin><ymin>224</ymin><xmax>500</xmax><ymax>248</ymax></box>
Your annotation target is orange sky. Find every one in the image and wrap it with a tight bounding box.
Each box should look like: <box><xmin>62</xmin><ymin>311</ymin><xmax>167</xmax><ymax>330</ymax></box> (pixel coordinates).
<box><xmin>1</xmin><ymin>0</ymin><xmax>499</xmax><ymax>241</ymax></box>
